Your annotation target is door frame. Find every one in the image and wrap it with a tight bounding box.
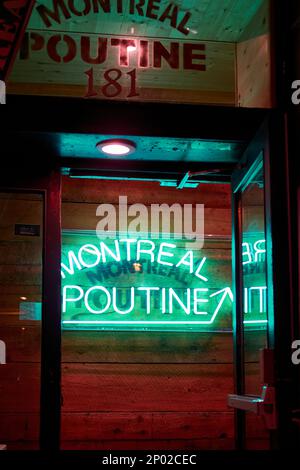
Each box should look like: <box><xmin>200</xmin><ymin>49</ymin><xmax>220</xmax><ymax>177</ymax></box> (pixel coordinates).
<box><xmin>231</xmin><ymin>113</ymin><xmax>296</xmax><ymax>449</ymax></box>
<box><xmin>1</xmin><ymin>105</ymin><xmax>296</xmax><ymax>451</ymax></box>
<box><xmin>0</xmin><ymin>170</ymin><xmax>62</xmax><ymax>451</ymax></box>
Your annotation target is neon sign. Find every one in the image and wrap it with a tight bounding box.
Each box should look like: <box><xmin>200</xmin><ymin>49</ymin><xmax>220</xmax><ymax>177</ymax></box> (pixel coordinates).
<box><xmin>61</xmin><ymin>235</ymin><xmax>268</xmax><ymax>330</ymax></box>
<box><xmin>61</xmin><ymin>239</ymin><xmax>208</xmax><ymax>280</ymax></box>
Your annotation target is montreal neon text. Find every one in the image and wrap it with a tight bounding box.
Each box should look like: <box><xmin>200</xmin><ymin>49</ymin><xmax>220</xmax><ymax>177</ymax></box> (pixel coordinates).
<box><xmin>61</xmin><ymin>238</ymin><xmax>267</xmax><ymax>326</ymax></box>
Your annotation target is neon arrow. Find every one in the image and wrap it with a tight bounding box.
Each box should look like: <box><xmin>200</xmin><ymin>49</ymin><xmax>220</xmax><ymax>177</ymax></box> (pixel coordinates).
<box><xmin>209</xmin><ymin>287</ymin><xmax>268</xmax><ymax>325</ymax></box>
<box><xmin>209</xmin><ymin>287</ymin><xmax>233</xmax><ymax>324</ymax></box>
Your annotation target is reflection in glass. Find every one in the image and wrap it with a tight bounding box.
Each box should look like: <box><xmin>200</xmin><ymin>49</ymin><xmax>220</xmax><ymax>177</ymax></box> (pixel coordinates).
<box><xmin>0</xmin><ymin>192</ymin><xmax>43</xmax><ymax>449</ymax></box>
<box><xmin>240</xmin><ymin>157</ymin><xmax>270</xmax><ymax>449</ymax></box>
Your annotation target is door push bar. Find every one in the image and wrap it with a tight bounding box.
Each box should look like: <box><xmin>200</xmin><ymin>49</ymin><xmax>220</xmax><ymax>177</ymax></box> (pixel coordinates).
<box><xmin>228</xmin><ymin>384</ymin><xmax>277</xmax><ymax>430</ymax></box>
<box><xmin>0</xmin><ymin>340</ymin><xmax>6</xmax><ymax>364</ymax></box>
<box><xmin>228</xmin><ymin>349</ymin><xmax>277</xmax><ymax>430</ymax></box>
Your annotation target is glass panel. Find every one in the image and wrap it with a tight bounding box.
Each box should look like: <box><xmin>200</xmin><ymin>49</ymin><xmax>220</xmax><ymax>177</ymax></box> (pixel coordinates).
<box><xmin>240</xmin><ymin>157</ymin><xmax>270</xmax><ymax>449</ymax></box>
<box><xmin>0</xmin><ymin>192</ymin><xmax>43</xmax><ymax>450</ymax></box>
<box><xmin>60</xmin><ymin>177</ymin><xmax>234</xmax><ymax>450</ymax></box>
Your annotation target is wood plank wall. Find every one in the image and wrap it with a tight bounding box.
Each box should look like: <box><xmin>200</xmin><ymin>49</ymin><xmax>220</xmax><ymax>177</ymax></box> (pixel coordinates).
<box><xmin>236</xmin><ymin>0</ymin><xmax>273</xmax><ymax>108</ymax></box>
<box><xmin>60</xmin><ymin>178</ymin><xmax>267</xmax><ymax>450</ymax></box>
<box><xmin>0</xmin><ymin>180</ymin><xmax>269</xmax><ymax>450</ymax></box>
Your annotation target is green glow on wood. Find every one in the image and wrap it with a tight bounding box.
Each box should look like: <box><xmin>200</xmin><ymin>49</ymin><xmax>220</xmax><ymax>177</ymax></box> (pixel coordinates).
<box><xmin>61</xmin><ymin>234</ymin><xmax>268</xmax><ymax>331</ymax></box>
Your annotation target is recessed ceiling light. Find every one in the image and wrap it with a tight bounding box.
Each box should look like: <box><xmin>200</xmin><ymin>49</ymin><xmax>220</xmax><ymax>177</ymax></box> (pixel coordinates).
<box><xmin>20</xmin><ymin>296</ymin><xmax>27</xmax><ymax>301</ymax></box>
<box><xmin>96</xmin><ymin>139</ymin><xmax>136</xmax><ymax>156</ymax></box>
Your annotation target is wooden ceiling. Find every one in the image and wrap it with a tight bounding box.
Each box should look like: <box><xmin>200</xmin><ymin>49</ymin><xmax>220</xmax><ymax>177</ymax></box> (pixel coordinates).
<box><xmin>8</xmin><ymin>1</ymin><xmax>269</xmax><ymax>104</ymax></box>
<box><xmin>30</xmin><ymin>0</ymin><xmax>267</xmax><ymax>42</ymax></box>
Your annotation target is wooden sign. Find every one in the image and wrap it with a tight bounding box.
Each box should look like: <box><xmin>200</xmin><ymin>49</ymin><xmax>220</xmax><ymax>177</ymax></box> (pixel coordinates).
<box><xmin>0</xmin><ymin>0</ymin><xmax>35</xmax><ymax>80</ymax></box>
<box><xmin>8</xmin><ymin>0</ymin><xmax>236</xmax><ymax>105</ymax></box>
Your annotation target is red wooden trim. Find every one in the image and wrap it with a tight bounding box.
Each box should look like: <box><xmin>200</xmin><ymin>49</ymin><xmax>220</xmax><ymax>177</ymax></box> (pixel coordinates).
<box><xmin>0</xmin><ymin>0</ymin><xmax>35</xmax><ymax>81</ymax></box>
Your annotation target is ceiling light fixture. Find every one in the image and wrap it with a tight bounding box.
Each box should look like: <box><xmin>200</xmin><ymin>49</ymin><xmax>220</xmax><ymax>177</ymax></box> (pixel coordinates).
<box><xmin>96</xmin><ymin>139</ymin><xmax>136</xmax><ymax>156</ymax></box>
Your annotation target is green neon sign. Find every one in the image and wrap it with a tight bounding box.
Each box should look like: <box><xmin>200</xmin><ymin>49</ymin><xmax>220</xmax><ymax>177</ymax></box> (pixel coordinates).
<box><xmin>61</xmin><ymin>234</ymin><xmax>267</xmax><ymax>331</ymax></box>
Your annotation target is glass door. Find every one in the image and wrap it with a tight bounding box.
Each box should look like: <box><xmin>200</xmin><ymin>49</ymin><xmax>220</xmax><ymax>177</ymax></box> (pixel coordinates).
<box><xmin>59</xmin><ymin>174</ymin><xmax>234</xmax><ymax>451</ymax></box>
<box><xmin>230</xmin><ymin>127</ymin><xmax>275</xmax><ymax>450</ymax></box>
<box><xmin>0</xmin><ymin>191</ymin><xmax>43</xmax><ymax>449</ymax></box>
<box><xmin>0</xmin><ymin>172</ymin><xmax>61</xmax><ymax>451</ymax></box>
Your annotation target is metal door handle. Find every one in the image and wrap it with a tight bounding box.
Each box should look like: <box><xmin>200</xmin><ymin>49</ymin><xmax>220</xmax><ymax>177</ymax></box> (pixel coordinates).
<box><xmin>228</xmin><ymin>393</ymin><xmax>264</xmax><ymax>413</ymax></box>
<box><xmin>228</xmin><ymin>385</ymin><xmax>277</xmax><ymax>429</ymax></box>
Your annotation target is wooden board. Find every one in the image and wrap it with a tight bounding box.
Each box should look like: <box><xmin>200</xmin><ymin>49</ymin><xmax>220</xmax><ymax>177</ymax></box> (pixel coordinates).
<box><xmin>7</xmin><ymin>0</ymin><xmax>266</xmax><ymax>103</ymax></box>
<box><xmin>0</xmin><ymin>363</ymin><xmax>40</xmax><ymax>413</ymax></box>
<box><xmin>237</xmin><ymin>34</ymin><xmax>272</xmax><ymax>108</ymax></box>
<box><xmin>0</xmin><ymin>323</ymin><xmax>271</xmax><ymax>365</ymax></box>
<box><xmin>0</xmin><ymin>411</ymin><xmax>268</xmax><ymax>448</ymax></box>
<box><xmin>61</xmin><ymin>363</ymin><xmax>232</xmax><ymax>413</ymax></box>
<box><xmin>8</xmin><ymin>37</ymin><xmax>236</xmax><ymax>105</ymax></box>
<box><xmin>7</xmin><ymin>1</ymin><xmax>272</xmax><ymax>106</ymax></box>
<box><xmin>236</xmin><ymin>1</ymin><xmax>273</xmax><ymax>108</ymax></box>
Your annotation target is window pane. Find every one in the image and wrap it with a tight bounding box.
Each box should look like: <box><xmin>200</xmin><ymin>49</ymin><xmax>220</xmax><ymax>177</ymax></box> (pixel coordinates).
<box><xmin>60</xmin><ymin>177</ymin><xmax>234</xmax><ymax>450</ymax></box>
<box><xmin>0</xmin><ymin>192</ymin><xmax>43</xmax><ymax>450</ymax></box>
<box><xmin>240</xmin><ymin>159</ymin><xmax>270</xmax><ymax>449</ymax></box>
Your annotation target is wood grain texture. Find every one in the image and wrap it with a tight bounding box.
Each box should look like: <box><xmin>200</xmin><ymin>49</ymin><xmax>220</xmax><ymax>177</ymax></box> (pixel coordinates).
<box><xmin>62</xmin><ymin>180</ymin><xmax>232</xmax><ymax>207</ymax></box>
<box><xmin>8</xmin><ymin>0</ymin><xmax>268</xmax><ymax>104</ymax></box>
<box><xmin>0</xmin><ymin>363</ymin><xmax>40</xmax><ymax>412</ymax></box>
<box><xmin>237</xmin><ymin>0</ymin><xmax>273</xmax><ymax>108</ymax></box>
<box><xmin>0</xmin><ymin>325</ymin><xmax>268</xmax><ymax>365</ymax></box>
<box><xmin>0</xmin><ymin>411</ymin><xmax>234</xmax><ymax>442</ymax></box>
<box><xmin>61</xmin><ymin>363</ymin><xmax>234</xmax><ymax>413</ymax></box>
<box><xmin>237</xmin><ymin>34</ymin><xmax>272</xmax><ymax>108</ymax></box>
<box><xmin>61</xmin><ymin>411</ymin><xmax>234</xmax><ymax>441</ymax></box>
<box><xmin>0</xmin><ymin>412</ymin><xmax>268</xmax><ymax>446</ymax></box>
<box><xmin>62</xmin><ymin>332</ymin><xmax>234</xmax><ymax>365</ymax></box>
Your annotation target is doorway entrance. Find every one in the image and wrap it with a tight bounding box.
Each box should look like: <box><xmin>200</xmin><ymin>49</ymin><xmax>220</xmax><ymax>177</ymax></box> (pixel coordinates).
<box><xmin>57</xmin><ymin>119</ymin><xmax>275</xmax><ymax>450</ymax></box>
<box><xmin>60</xmin><ymin>176</ymin><xmax>234</xmax><ymax>450</ymax></box>
<box><xmin>0</xmin><ymin>105</ymin><xmax>296</xmax><ymax>451</ymax></box>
